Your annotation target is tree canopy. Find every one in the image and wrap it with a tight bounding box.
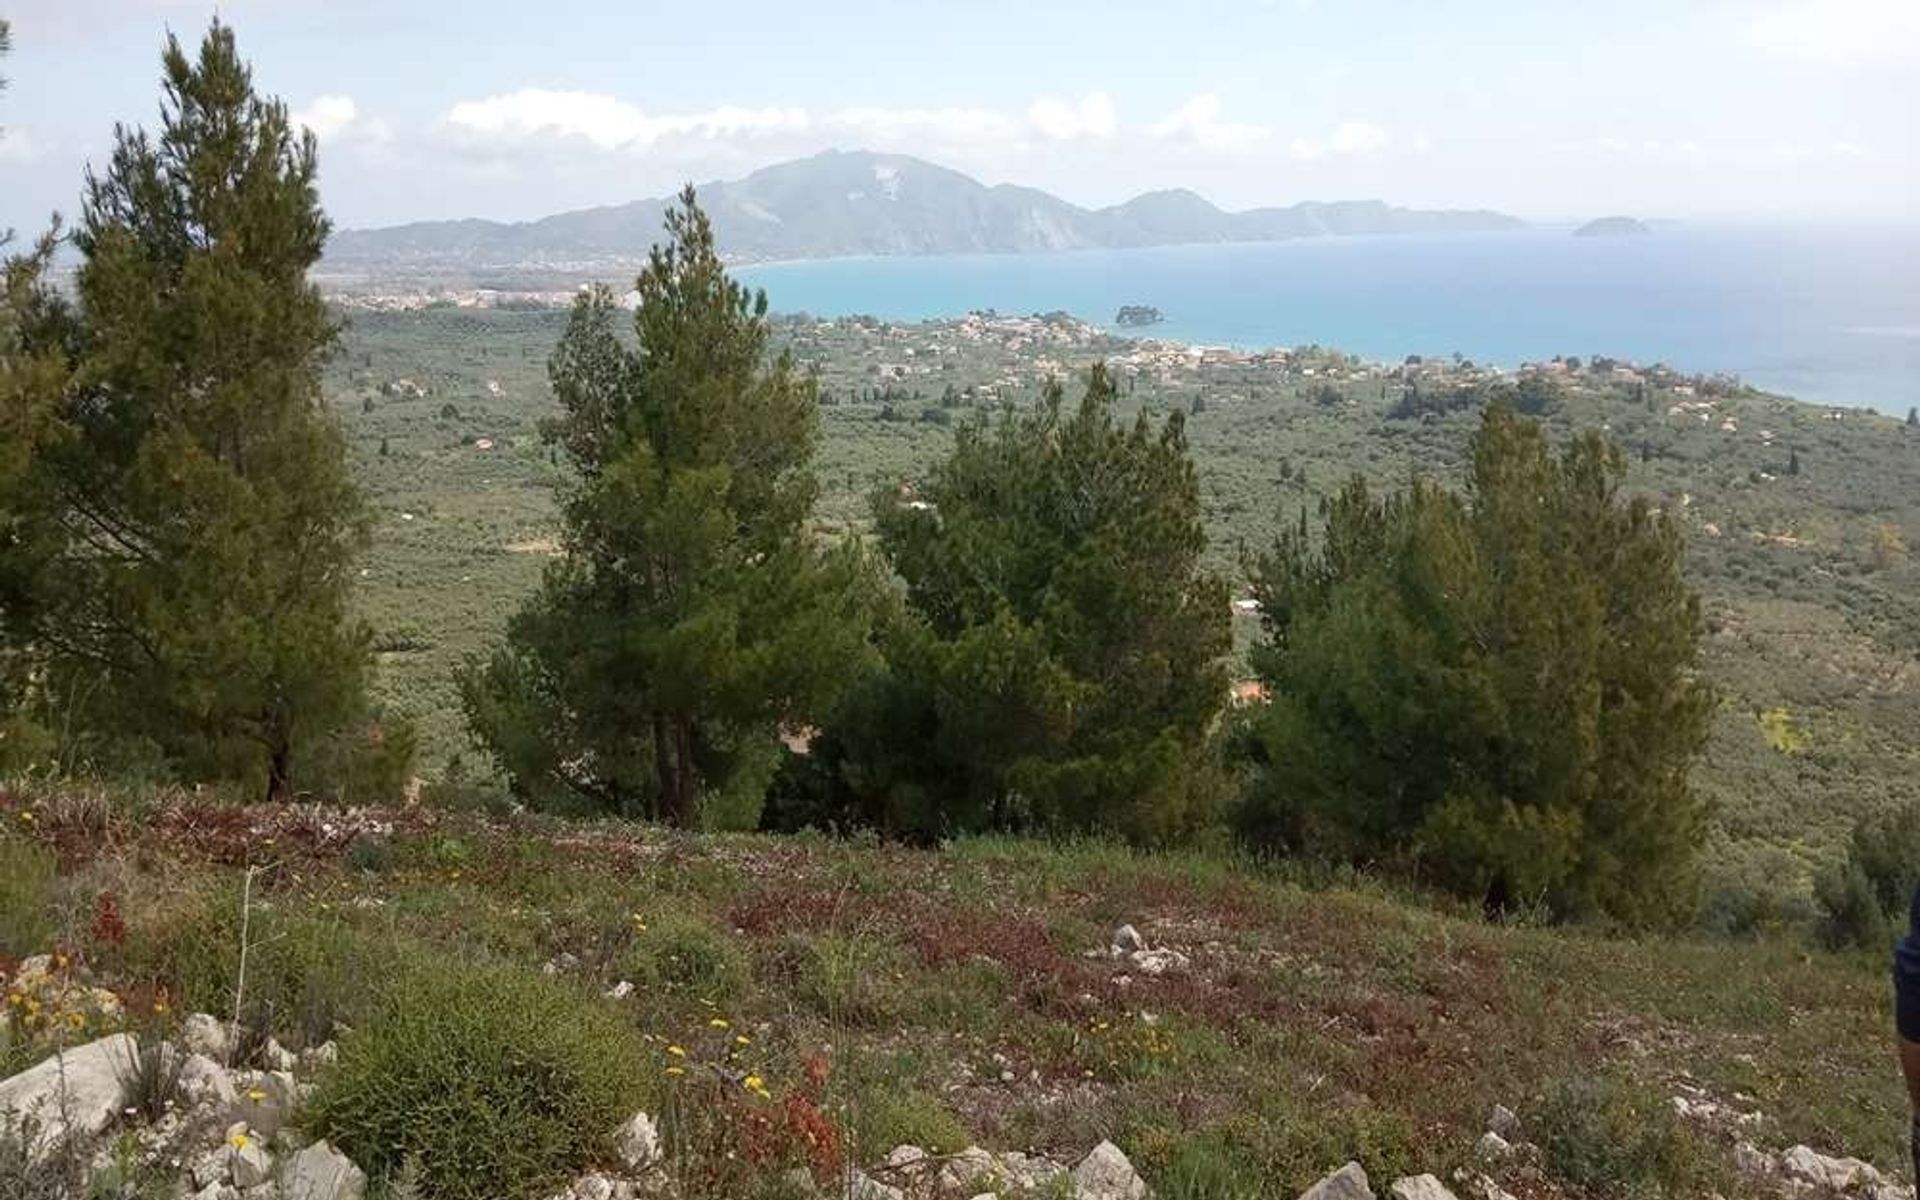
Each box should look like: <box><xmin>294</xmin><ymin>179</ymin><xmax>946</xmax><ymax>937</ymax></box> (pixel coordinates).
<box><xmin>811</xmin><ymin>367</ymin><xmax>1231</xmax><ymax>843</ymax></box>
<box><xmin>0</xmin><ymin>22</ymin><xmax>387</xmax><ymax>799</ymax></box>
<box><xmin>1241</xmin><ymin>402</ymin><xmax>1711</xmax><ymax>925</ymax></box>
<box><xmin>462</xmin><ymin>188</ymin><xmax>876</xmax><ymax>825</ymax></box>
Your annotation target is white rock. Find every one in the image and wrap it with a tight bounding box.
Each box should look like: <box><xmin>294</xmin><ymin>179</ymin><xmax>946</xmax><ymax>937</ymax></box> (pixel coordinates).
<box><xmin>1474</xmin><ymin>1132</ymin><xmax>1513</xmax><ymax>1163</ymax></box>
<box><xmin>1487</xmin><ymin>1104</ymin><xmax>1519</xmax><ymax>1139</ymax></box>
<box><xmin>843</xmin><ymin>1168</ymin><xmax>904</xmax><ymax>1200</ymax></box>
<box><xmin>262</xmin><ymin>1039</ymin><xmax>299</xmax><ymax>1073</ymax></box>
<box><xmin>1389</xmin><ymin>1176</ymin><xmax>1458</xmax><ymax>1200</ymax></box>
<box><xmin>1466</xmin><ymin>1176</ymin><xmax>1517</xmax><ymax>1200</ymax></box>
<box><xmin>0</xmin><ymin>1032</ymin><xmax>136</xmax><ymax>1158</ymax></box>
<box><xmin>612</xmin><ymin>1111</ymin><xmax>660</xmax><ymax>1171</ymax></box>
<box><xmin>281</xmin><ymin>1139</ymin><xmax>366</xmax><ymax>1200</ymax></box>
<box><xmin>1732</xmin><ymin>1141</ymin><xmax>1775</xmax><ymax>1180</ymax></box>
<box><xmin>229</xmin><ymin>1137</ymin><xmax>275</xmax><ymax>1188</ymax></box>
<box><xmin>999</xmin><ymin>1150</ymin><xmax>1068</xmax><ymax>1190</ymax></box>
<box><xmin>181</xmin><ymin>1013</ymin><xmax>231</xmax><ymax>1061</ymax></box>
<box><xmin>299</xmin><ymin>1042</ymin><xmax>338</xmax><ymax>1071</ymax></box>
<box><xmin>1073</xmin><ymin>1139</ymin><xmax>1150</xmax><ymax>1200</ymax></box>
<box><xmin>1112</xmin><ymin>924</ymin><xmax>1146</xmax><ymax>954</ymax></box>
<box><xmin>885</xmin><ymin>1143</ymin><xmax>930</xmax><ymax>1176</ymax></box>
<box><xmin>1781</xmin><ymin>1145</ymin><xmax>1878</xmax><ymax>1192</ymax></box>
<box><xmin>572</xmin><ymin>1173</ymin><xmax>614</xmax><ymax>1200</ymax></box>
<box><xmin>180</xmin><ymin>1052</ymin><xmax>240</xmax><ymax>1113</ymax></box>
<box><xmin>1127</xmin><ymin>947</ymin><xmax>1190</xmax><ymax>976</ymax></box>
<box><xmin>938</xmin><ymin>1145</ymin><xmax>1000</xmax><ymax>1192</ymax></box>
<box><xmin>1301</xmin><ymin>1162</ymin><xmax>1375</xmax><ymax>1200</ymax></box>
<box><xmin>192</xmin><ymin>1183</ymin><xmax>239</xmax><ymax>1200</ymax></box>
<box><xmin>605</xmin><ymin>980</ymin><xmax>636</xmax><ymax>1000</ymax></box>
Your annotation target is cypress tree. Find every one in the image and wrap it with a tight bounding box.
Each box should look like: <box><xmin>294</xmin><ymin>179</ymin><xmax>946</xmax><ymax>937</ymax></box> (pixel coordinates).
<box><xmin>9</xmin><ymin>22</ymin><xmax>373</xmax><ymax>800</ymax></box>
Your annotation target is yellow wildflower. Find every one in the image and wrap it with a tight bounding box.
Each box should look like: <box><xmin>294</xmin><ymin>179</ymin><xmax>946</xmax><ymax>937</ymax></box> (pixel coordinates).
<box><xmin>246</xmin><ymin>1089</ymin><xmax>266</xmax><ymax>1102</ymax></box>
<box><xmin>666</xmin><ymin>1045</ymin><xmax>686</xmax><ymax>1058</ymax></box>
<box><xmin>229</xmin><ymin>1133</ymin><xmax>250</xmax><ymax>1149</ymax></box>
<box><xmin>733</xmin><ymin>1034</ymin><xmax>751</xmax><ymax>1046</ymax></box>
<box><xmin>664</xmin><ymin>1066</ymin><xmax>685</xmax><ymax>1077</ymax></box>
<box><xmin>707</xmin><ymin>1017</ymin><xmax>729</xmax><ymax>1030</ymax></box>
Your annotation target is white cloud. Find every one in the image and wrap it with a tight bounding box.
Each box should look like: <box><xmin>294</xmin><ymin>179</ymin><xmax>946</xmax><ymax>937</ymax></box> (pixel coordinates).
<box><xmin>445</xmin><ymin>90</ymin><xmax>810</xmax><ymax>150</ymax></box>
<box><xmin>1148</xmin><ymin>94</ymin><xmax>1270</xmax><ymax>151</ymax></box>
<box><xmin>1747</xmin><ymin>0</ymin><xmax>1920</xmax><ymax>62</ymax></box>
<box><xmin>292</xmin><ymin>95</ymin><xmax>393</xmax><ymax>145</ymax></box>
<box><xmin>1025</xmin><ymin>93</ymin><xmax>1116</xmax><ymax>141</ymax></box>
<box><xmin>823</xmin><ymin>104</ymin><xmax>1016</xmax><ymax>145</ymax></box>
<box><xmin>293</xmin><ymin>95</ymin><xmax>358</xmax><ymax>140</ymax></box>
<box><xmin>1290</xmin><ymin>119</ymin><xmax>1391</xmax><ymax>161</ymax></box>
<box><xmin>0</xmin><ymin>126</ymin><xmax>44</xmax><ymax>165</ymax></box>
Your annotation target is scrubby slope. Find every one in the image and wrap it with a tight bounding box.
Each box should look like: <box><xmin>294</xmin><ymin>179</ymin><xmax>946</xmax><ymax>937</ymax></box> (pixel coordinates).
<box><xmin>2</xmin><ymin>789</ymin><xmax>1906</xmax><ymax>1198</ymax></box>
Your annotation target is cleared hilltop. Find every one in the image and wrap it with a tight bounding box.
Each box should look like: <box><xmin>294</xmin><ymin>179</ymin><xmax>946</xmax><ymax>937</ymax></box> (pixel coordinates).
<box><xmin>325</xmin><ymin>149</ymin><xmax>1525</xmax><ymax>269</ymax></box>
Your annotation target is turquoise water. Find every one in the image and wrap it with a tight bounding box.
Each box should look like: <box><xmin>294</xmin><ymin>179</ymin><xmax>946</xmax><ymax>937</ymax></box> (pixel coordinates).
<box><xmin>739</xmin><ymin>225</ymin><xmax>1920</xmax><ymax>415</ymax></box>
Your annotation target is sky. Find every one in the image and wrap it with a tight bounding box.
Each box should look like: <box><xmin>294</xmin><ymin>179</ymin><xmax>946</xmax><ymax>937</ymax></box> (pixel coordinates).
<box><xmin>2</xmin><ymin>0</ymin><xmax>1917</xmax><ymax>233</ymax></box>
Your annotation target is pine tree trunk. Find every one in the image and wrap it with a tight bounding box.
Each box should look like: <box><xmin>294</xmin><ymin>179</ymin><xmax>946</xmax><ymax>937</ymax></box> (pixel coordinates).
<box><xmin>265</xmin><ymin>740</ymin><xmax>293</xmax><ymax>805</ymax></box>
<box><xmin>651</xmin><ymin>712</ymin><xmax>676</xmax><ymax>824</ymax></box>
<box><xmin>670</xmin><ymin>717</ymin><xmax>697</xmax><ymax>829</ymax></box>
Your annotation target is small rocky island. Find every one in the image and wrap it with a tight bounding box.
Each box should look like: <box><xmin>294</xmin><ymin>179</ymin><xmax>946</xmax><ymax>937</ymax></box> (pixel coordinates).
<box><xmin>1573</xmin><ymin>216</ymin><xmax>1652</xmax><ymax>238</ymax></box>
<box><xmin>1115</xmin><ymin>304</ymin><xmax>1165</xmax><ymax>327</ymax></box>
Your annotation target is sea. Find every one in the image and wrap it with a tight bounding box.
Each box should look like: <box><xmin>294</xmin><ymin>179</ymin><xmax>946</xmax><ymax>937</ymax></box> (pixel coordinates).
<box><xmin>737</xmin><ymin>224</ymin><xmax>1920</xmax><ymax>416</ymax></box>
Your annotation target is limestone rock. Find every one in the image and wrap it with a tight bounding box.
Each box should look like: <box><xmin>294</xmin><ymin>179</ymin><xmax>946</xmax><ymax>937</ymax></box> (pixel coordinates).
<box><xmin>938</xmin><ymin>1146</ymin><xmax>1000</xmax><ymax>1192</ymax></box>
<box><xmin>612</xmin><ymin>1111</ymin><xmax>660</xmax><ymax>1171</ymax></box>
<box><xmin>281</xmin><ymin>1140</ymin><xmax>367</xmax><ymax>1200</ymax></box>
<box><xmin>884</xmin><ymin>1144</ymin><xmax>930</xmax><ymax>1178</ymax></box>
<box><xmin>262</xmin><ymin>1039</ymin><xmax>299</xmax><ymax>1074</ymax></box>
<box><xmin>1112</xmin><ymin>924</ymin><xmax>1146</xmax><ymax>954</ymax></box>
<box><xmin>1127</xmin><ymin>948</ymin><xmax>1191</xmax><ymax>976</ymax></box>
<box><xmin>1487</xmin><ymin>1104</ymin><xmax>1519</xmax><ymax>1140</ymax></box>
<box><xmin>1301</xmin><ymin>1162</ymin><xmax>1374</xmax><ymax>1200</ymax></box>
<box><xmin>571</xmin><ymin>1173</ymin><xmax>615</xmax><ymax>1200</ymax></box>
<box><xmin>229</xmin><ymin>1136</ymin><xmax>275</xmax><ymax>1188</ymax></box>
<box><xmin>181</xmin><ymin>1013</ymin><xmax>232</xmax><ymax>1062</ymax></box>
<box><xmin>0</xmin><ymin>1032</ymin><xmax>135</xmax><ymax>1158</ymax></box>
<box><xmin>843</xmin><ymin>1168</ymin><xmax>904</xmax><ymax>1200</ymax></box>
<box><xmin>1781</xmin><ymin>1145</ymin><xmax>1880</xmax><ymax>1192</ymax></box>
<box><xmin>999</xmin><ymin>1150</ymin><xmax>1068</xmax><ymax>1190</ymax></box>
<box><xmin>1474</xmin><ymin>1132</ymin><xmax>1513</xmax><ymax>1163</ymax></box>
<box><xmin>1389</xmin><ymin>1176</ymin><xmax>1458</xmax><ymax>1200</ymax></box>
<box><xmin>1073</xmin><ymin>1139</ymin><xmax>1150</xmax><ymax>1200</ymax></box>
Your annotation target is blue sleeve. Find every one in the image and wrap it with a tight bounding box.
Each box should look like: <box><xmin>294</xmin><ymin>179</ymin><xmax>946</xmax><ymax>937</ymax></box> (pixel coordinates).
<box><xmin>1898</xmin><ymin>887</ymin><xmax>1920</xmax><ymax>1042</ymax></box>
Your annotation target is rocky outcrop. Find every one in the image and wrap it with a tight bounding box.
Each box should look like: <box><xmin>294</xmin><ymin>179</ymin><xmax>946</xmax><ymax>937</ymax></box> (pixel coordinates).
<box><xmin>1301</xmin><ymin>1162</ymin><xmax>1374</xmax><ymax>1200</ymax></box>
<box><xmin>282</xmin><ymin>1139</ymin><xmax>367</xmax><ymax>1200</ymax></box>
<box><xmin>1073</xmin><ymin>1140</ymin><xmax>1151</xmax><ymax>1200</ymax></box>
<box><xmin>0</xmin><ymin>1032</ymin><xmax>136</xmax><ymax>1157</ymax></box>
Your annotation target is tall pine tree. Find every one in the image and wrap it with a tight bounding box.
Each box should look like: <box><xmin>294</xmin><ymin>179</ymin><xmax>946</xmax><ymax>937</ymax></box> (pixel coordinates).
<box><xmin>820</xmin><ymin>367</ymin><xmax>1231</xmax><ymax>843</ymax></box>
<box><xmin>1242</xmin><ymin>402</ymin><xmax>1711</xmax><ymax>925</ymax></box>
<box><xmin>462</xmin><ymin>189</ymin><xmax>876</xmax><ymax>825</ymax></box>
<box><xmin>4</xmin><ymin>22</ymin><xmax>374</xmax><ymax>799</ymax></box>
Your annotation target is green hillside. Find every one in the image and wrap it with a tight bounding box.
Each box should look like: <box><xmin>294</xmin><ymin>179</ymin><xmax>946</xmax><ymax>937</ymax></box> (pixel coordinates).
<box><xmin>326</xmin><ymin>306</ymin><xmax>1920</xmax><ymax>923</ymax></box>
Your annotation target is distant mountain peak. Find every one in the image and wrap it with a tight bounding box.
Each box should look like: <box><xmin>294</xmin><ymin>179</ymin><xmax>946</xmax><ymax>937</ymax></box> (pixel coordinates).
<box><xmin>327</xmin><ymin>150</ymin><xmax>1525</xmax><ymax>269</ymax></box>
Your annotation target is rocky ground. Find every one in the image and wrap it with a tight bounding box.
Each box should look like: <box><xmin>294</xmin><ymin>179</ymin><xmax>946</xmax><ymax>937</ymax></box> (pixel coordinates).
<box><xmin>1</xmin><ymin>789</ymin><xmax>1913</xmax><ymax>1198</ymax></box>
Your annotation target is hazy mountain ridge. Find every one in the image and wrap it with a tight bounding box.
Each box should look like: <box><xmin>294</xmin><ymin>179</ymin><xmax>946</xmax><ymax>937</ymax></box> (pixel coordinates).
<box><xmin>326</xmin><ymin>149</ymin><xmax>1526</xmax><ymax>267</ymax></box>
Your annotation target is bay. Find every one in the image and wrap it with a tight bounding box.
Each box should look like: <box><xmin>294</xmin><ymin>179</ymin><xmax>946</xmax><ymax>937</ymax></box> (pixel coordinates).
<box><xmin>738</xmin><ymin>224</ymin><xmax>1920</xmax><ymax>415</ymax></box>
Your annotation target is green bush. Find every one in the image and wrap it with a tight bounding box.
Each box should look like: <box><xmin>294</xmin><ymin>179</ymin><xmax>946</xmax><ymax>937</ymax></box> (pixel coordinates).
<box><xmin>1817</xmin><ymin>800</ymin><xmax>1920</xmax><ymax>950</ymax></box>
<box><xmin>1535</xmin><ymin>1074</ymin><xmax>1719</xmax><ymax>1198</ymax></box>
<box><xmin>305</xmin><ymin>960</ymin><xmax>647</xmax><ymax>1200</ymax></box>
<box><xmin>0</xmin><ymin>838</ymin><xmax>58</xmax><ymax>959</ymax></box>
<box><xmin>611</xmin><ymin>912</ymin><xmax>749</xmax><ymax>1004</ymax></box>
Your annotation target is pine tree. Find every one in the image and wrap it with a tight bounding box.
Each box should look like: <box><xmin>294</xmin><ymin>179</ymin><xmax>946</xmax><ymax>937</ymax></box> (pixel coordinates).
<box><xmin>8</xmin><ymin>22</ymin><xmax>374</xmax><ymax>800</ymax></box>
<box><xmin>1908</xmin><ymin>406</ymin><xmax>1918</xmax><ymax>428</ymax></box>
<box><xmin>462</xmin><ymin>188</ymin><xmax>876</xmax><ymax>825</ymax></box>
<box><xmin>1243</xmin><ymin>402</ymin><xmax>1711</xmax><ymax>925</ymax></box>
<box><xmin>828</xmin><ymin>366</ymin><xmax>1231</xmax><ymax>843</ymax></box>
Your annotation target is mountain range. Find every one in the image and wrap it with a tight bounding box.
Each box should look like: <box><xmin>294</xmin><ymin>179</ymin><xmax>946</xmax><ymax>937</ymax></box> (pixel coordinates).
<box><xmin>325</xmin><ymin>149</ymin><xmax>1525</xmax><ymax>268</ymax></box>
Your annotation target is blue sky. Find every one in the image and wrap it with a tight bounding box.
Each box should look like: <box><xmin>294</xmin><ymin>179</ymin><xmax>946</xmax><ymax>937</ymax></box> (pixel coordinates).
<box><xmin>2</xmin><ymin>0</ymin><xmax>1916</xmax><ymax>231</ymax></box>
